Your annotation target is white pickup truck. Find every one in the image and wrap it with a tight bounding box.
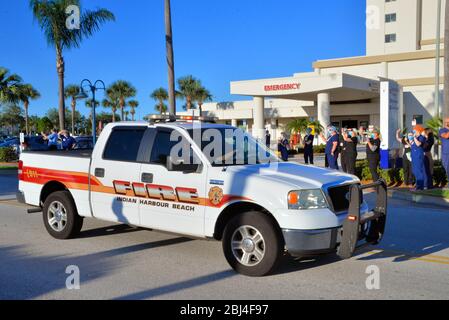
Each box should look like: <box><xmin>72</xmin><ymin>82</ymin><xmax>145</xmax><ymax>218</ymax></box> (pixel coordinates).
<box><xmin>17</xmin><ymin>116</ymin><xmax>387</xmax><ymax>276</ymax></box>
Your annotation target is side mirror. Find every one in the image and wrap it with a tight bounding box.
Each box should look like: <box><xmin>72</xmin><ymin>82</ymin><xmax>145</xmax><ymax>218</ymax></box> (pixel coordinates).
<box><xmin>166</xmin><ymin>156</ymin><xmax>201</xmax><ymax>174</ymax></box>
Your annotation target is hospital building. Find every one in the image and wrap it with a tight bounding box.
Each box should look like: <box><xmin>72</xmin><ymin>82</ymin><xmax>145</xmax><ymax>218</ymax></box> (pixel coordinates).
<box><xmin>198</xmin><ymin>0</ymin><xmax>446</xmax><ymax>143</ymax></box>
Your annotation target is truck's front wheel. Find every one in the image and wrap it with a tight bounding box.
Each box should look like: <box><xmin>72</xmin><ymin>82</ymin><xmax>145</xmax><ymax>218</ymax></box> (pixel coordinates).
<box><xmin>222</xmin><ymin>211</ymin><xmax>283</xmax><ymax>277</ymax></box>
<box><xmin>43</xmin><ymin>191</ymin><xmax>83</xmax><ymax>239</ymax></box>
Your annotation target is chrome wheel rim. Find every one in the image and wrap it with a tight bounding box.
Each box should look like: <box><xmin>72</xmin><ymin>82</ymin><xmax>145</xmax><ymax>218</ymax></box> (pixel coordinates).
<box><xmin>47</xmin><ymin>201</ymin><xmax>67</xmax><ymax>232</ymax></box>
<box><xmin>231</xmin><ymin>225</ymin><xmax>265</xmax><ymax>266</ymax></box>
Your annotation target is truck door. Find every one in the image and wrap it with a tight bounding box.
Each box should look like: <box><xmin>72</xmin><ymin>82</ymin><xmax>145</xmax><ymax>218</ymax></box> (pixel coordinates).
<box><xmin>90</xmin><ymin>126</ymin><xmax>147</xmax><ymax>225</ymax></box>
<box><xmin>138</xmin><ymin>127</ymin><xmax>206</xmax><ymax>237</ymax></box>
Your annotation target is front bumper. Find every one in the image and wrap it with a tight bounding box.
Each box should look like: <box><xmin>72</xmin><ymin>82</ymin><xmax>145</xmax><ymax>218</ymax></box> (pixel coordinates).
<box><xmin>283</xmin><ymin>180</ymin><xmax>388</xmax><ymax>258</ymax></box>
<box><xmin>283</xmin><ymin>227</ymin><xmax>339</xmax><ymax>256</ymax></box>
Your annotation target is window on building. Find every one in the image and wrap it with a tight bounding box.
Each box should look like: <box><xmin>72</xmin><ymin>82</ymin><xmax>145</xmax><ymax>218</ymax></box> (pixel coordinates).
<box><xmin>385</xmin><ymin>13</ymin><xmax>396</xmax><ymax>23</ymax></box>
<box><xmin>385</xmin><ymin>33</ymin><xmax>396</xmax><ymax>43</ymax></box>
<box><xmin>413</xmin><ymin>115</ymin><xmax>423</xmax><ymax>125</ymax></box>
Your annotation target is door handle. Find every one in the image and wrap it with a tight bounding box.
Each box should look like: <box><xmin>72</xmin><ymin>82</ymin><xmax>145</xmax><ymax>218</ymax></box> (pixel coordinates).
<box><xmin>94</xmin><ymin>168</ymin><xmax>105</xmax><ymax>178</ymax></box>
<box><xmin>141</xmin><ymin>172</ymin><xmax>153</xmax><ymax>183</ymax></box>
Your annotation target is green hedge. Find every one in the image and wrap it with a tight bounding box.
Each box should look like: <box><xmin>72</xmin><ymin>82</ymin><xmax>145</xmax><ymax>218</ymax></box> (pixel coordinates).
<box><xmin>296</xmin><ymin>144</ymin><xmax>326</xmax><ymax>154</ymax></box>
<box><xmin>355</xmin><ymin>159</ymin><xmax>448</xmax><ymax>186</ymax></box>
<box><xmin>0</xmin><ymin>147</ymin><xmax>17</xmax><ymax>162</ymax></box>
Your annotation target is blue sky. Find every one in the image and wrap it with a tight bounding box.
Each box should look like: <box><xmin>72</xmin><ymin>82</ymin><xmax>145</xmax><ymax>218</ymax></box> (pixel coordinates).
<box><xmin>1</xmin><ymin>0</ymin><xmax>366</xmax><ymax>119</ymax></box>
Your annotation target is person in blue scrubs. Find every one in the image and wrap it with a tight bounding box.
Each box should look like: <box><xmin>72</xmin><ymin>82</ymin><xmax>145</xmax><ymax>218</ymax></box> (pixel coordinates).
<box><xmin>278</xmin><ymin>133</ymin><xmax>289</xmax><ymax>162</ymax></box>
<box><xmin>410</xmin><ymin>125</ymin><xmax>428</xmax><ymax>191</ymax></box>
<box><xmin>321</xmin><ymin>126</ymin><xmax>339</xmax><ymax>170</ymax></box>
<box><xmin>439</xmin><ymin>117</ymin><xmax>449</xmax><ymax>189</ymax></box>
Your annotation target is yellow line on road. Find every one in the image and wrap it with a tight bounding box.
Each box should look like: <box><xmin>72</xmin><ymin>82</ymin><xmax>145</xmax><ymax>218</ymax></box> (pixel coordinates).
<box><xmin>363</xmin><ymin>249</ymin><xmax>449</xmax><ymax>266</ymax></box>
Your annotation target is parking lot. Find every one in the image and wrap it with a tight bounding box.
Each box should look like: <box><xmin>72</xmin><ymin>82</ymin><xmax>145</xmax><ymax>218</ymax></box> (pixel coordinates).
<box><xmin>0</xmin><ymin>170</ymin><xmax>448</xmax><ymax>300</ymax></box>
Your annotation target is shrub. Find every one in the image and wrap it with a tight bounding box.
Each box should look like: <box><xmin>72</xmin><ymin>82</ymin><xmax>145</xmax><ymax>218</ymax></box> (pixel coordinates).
<box><xmin>0</xmin><ymin>147</ymin><xmax>17</xmax><ymax>162</ymax></box>
<box><xmin>297</xmin><ymin>144</ymin><xmax>326</xmax><ymax>154</ymax></box>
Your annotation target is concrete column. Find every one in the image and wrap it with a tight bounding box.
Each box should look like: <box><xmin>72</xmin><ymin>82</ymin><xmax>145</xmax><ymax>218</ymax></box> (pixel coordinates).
<box><xmin>231</xmin><ymin>119</ymin><xmax>237</xmax><ymax>127</ymax></box>
<box><xmin>379</xmin><ymin>62</ymin><xmax>388</xmax><ymax>78</ymax></box>
<box><xmin>317</xmin><ymin>93</ymin><xmax>330</xmax><ymax>144</ymax></box>
<box><xmin>252</xmin><ymin>96</ymin><xmax>265</xmax><ymax>140</ymax></box>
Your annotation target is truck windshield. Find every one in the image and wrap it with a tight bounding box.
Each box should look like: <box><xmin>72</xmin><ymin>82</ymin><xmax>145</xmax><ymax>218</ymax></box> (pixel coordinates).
<box><xmin>187</xmin><ymin>127</ymin><xmax>279</xmax><ymax>167</ymax></box>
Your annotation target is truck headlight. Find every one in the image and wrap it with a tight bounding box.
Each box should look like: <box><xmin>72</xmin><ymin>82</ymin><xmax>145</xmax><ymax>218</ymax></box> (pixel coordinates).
<box><xmin>288</xmin><ymin>190</ymin><xmax>328</xmax><ymax>210</ymax></box>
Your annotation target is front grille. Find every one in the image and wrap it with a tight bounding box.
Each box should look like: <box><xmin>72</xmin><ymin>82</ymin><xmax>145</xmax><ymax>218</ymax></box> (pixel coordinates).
<box><xmin>327</xmin><ymin>184</ymin><xmax>362</xmax><ymax>213</ymax></box>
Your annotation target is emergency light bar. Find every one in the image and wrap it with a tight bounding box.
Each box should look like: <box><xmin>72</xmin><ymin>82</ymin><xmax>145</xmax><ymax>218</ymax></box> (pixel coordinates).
<box><xmin>147</xmin><ymin>114</ymin><xmax>218</xmax><ymax>123</ymax></box>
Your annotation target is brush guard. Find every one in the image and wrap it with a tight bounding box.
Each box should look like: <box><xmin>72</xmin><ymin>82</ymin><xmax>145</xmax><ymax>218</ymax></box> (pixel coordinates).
<box><xmin>337</xmin><ymin>179</ymin><xmax>388</xmax><ymax>259</ymax></box>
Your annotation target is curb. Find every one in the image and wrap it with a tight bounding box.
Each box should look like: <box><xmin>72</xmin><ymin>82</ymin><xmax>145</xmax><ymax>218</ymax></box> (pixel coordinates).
<box><xmin>0</xmin><ymin>170</ymin><xmax>18</xmax><ymax>175</ymax></box>
<box><xmin>0</xmin><ymin>194</ymin><xmax>17</xmax><ymax>201</ymax></box>
<box><xmin>388</xmin><ymin>189</ymin><xmax>449</xmax><ymax>208</ymax></box>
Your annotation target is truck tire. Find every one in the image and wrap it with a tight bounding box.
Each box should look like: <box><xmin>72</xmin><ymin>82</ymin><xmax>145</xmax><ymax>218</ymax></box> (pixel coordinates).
<box><xmin>43</xmin><ymin>190</ymin><xmax>83</xmax><ymax>240</ymax></box>
<box><xmin>222</xmin><ymin>211</ymin><xmax>283</xmax><ymax>277</ymax></box>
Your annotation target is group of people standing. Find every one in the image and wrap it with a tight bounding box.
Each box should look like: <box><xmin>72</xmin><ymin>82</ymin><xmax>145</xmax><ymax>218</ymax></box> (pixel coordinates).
<box><xmin>41</xmin><ymin>129</ymin><xmax>76</xmax><ymax>151</ymax></box>
<box><xmin>319</xmin><ymin>126</ymin><xmax>381</xmax><ymax>181</ymax></box>
<box><xmin>269</xmin><ymin>118</ymin><xmax>449</xmax><ymax>190</ymax></box>
<box><xmin>396</xmin><ymin>119</ymin><xmax>449</xmax><ymax>191</ymax></box>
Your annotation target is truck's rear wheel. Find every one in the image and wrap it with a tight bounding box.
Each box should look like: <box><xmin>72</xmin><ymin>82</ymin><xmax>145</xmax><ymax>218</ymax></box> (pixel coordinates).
<box><xmin>222</xmin><ymin>211</ymin><xmax>283</xmax><ymax>277</ymax></box>
<box><xmin>43</xmin><ymin>191</ymin><xmax>83</xmax><ymax>239</ymax></box>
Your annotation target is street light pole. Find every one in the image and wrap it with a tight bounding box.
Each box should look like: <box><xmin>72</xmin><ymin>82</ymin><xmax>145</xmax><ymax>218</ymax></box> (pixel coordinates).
<box><xmin>435</xmin><ymin>0</ymin><xmax>442</xmax><ymax>120</ymax></box>
<box><xmin>77</xmin><ymin>79</ymin><xmax>105</xmax><ymax>146</ymax></box>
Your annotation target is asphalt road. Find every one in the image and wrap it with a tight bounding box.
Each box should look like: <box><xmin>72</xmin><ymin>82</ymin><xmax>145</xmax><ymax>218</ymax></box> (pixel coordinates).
<box><xmin>0</xmin><ymin>192</ymin><xmax>448</xmax><ymax>300</ymax></box>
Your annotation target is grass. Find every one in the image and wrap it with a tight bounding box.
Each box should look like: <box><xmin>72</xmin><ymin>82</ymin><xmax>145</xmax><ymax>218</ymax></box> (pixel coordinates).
<box><xmin>0</xmin><ymin>163</ymin><xmax>18</xmax><ymax>170</ymax></box>
<box><xmin>419</xmin><ymin>189</ymin><xmax>449</xmax><ymax>199</ymax></box>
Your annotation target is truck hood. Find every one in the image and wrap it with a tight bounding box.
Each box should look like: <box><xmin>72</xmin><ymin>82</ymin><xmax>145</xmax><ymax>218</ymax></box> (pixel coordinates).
<box><xmin>226</xmin><ymin>162</ymin><xmax>358</xmax><ymax>190</ymax></box>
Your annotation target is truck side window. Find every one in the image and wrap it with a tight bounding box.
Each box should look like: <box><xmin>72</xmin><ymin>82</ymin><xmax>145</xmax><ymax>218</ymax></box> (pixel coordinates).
<box><xmin>103</xmin><ymin>128</ymin><xmax>146</xmax><ymax>162</ymax></box>
<box><xmin>150</xmin><ymin>130</ymin><xmax>180</xmax><ymax>164</ymax></box>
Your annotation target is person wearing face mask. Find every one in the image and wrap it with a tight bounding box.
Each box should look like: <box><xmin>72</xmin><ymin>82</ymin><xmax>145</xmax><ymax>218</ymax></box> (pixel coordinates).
<box><xmin>366</xmin><ymin>129</ymin><xmax>381</xmax><ymax>182</ymax></box>
<box><xmin>303</xmin><ymin>127</ymin><xmax>314</xmax><ymax>165</ymax></box>
<box><xmin>320</xmin><ymin>126</ymin><xmax>339</xmax><ymax>170</ymax></box>
<box><xmin>439</xmin><ymin>117</ymin><xmax>449</xmax><ymax>188</ymax></box>
<box><xmin>410</xmin><ymin>125</ymin><xmax>429</xmax><ymax>191</ymax></box>
<box><xmin>341</xmin><ymin>128</ymin><xmax>358</xmax><ymax>175</ymax></box>
<box><xmin>396</xmin><ymin>129</ymin><xmax>414</xmax><ymax>187</ymax></box>
<box><xmin>423</xmin><ymin>128</ymin><xmax>435</xmax><ymax>188</ymax></box>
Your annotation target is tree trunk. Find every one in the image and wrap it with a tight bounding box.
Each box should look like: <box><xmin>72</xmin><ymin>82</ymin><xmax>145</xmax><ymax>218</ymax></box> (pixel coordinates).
<box><xmin>120</xmin><ymin>106</ymin><xmax>124</xmax><ymax>121</ymax></box>
<box><xmin>165</xmin><ymin>0</ymin><xmax>176</xmax><ymax>115</ymax></box>
<box><xmin>112</xmin><ymin>109</ymin><xmax>116</xmax><ymax>122</ymax></box>
<box><xmin>444</xmin><ymin>0</ymin><xmax>449</xmax><ymax>120</ymax></box>
<box><xmin>24</xmin><ymin>102</ymin><xmax>29</xmax><ymax>135</ymax></box>
<box><xmin>198</xmin><ymin>102</ymin><xmax>203</xmax><ymax>117</ymax></box>
<box><xmin>56</xmin><ymin>49</ymin><xmax>66</xmax><ymax>130</ymax></box>
<box><xmin>71</xmin><ymin>101</ymin><xmax>76</xmax><ymax>136</ymax></box>
<box><xmin>131</xmin><ymin>108</ymin><xmax>135</xmax><ymax>121</ymax></box>
<box><xmin>187</xmin><ymin>96</ymin><xmax>191</xmax><ymax>111</ymax></box>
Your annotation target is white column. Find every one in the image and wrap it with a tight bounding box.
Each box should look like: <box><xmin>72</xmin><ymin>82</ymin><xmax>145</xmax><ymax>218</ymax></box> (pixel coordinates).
<box><xmin>252</xmin><ymin>96</ymin><xmax>265</xmax><ymax>140</ymax></box>
<box><xmin>379</xmin><ymin>62</ymin><xmax>388</xmax><ymax>78</ymax></box>
<box><xmin>317</xmin><ymin>92</ymin><xmax>330</xmax><ymax>144</ymax></box>
<box><xmin>231</xmin><ymin>119</ymin><xmax>237</xmax><ymax>127</ymax></box>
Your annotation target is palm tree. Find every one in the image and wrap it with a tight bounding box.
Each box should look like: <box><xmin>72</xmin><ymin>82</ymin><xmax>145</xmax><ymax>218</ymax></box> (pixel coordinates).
<box><xmin>102</xmin><ymin>96</ymin><xmax>119</xmax><ymax>122</ymax></box>
<box><xmin>30</xmin><ymin>0</ymin><xmax>115</xmax><ymax>130</ymax></box>
<box><xmin>150</xmin><ymin>88</ymin><xmax>169</xmax><ymax>115</ymax></box>
<box><xmin>178</xmin><ymin>75</ymin><xmax>201</xmax><ymax>111</ymax></box>
<box><xmin>0</xmin><ymin>68</ymin><xmax>22</xmax><ymax>104</ymax></box>
<box><xmin>64</xmin><ymin>85</ymin><xmax>80</xmax><ymax>135</ymax></box>
<box><xmin>195</xmin><ymin>86</ymin><xmax>212</xmax><ymax>117</ymax></box>
<box><xmin>308</xmin><ymin>120</ymin><xmax>324</xmax><ymax>135</ymax></box>
<box><xmin>107</xmin><ymin>81</ymin><xmax>137</xmax><ymax>120</ymax></box>
<box><xmin>444</xmin><ymin>0</ymin><xmax>449</xmax><ymax>120</ymax></box>
<box><xmin>17</xmin><ymin>84</ymin><xmax>41</xmax><ymax>135</ymax></box>
<box><xmin>128</xmin><ymin>100</ymin><xmax>139</xmax><ymax>121</ymax></box>
<box><xmin>287</xmin><ymin>118</ymin><xmax>309</xmax><ymax>135</ymax></box>
<box><xmin>165</xmin><ymin>0</ymin><xmax>176</xmax><ymax>115</ymax></box>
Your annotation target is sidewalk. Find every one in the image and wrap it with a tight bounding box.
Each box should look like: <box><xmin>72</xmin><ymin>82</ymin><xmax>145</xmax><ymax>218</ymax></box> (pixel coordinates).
<box><xmin>388</xmin><ymin>187</ymin><xmax>449</xmax><ymax>209</ymax></box>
